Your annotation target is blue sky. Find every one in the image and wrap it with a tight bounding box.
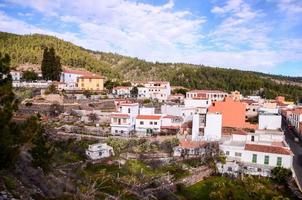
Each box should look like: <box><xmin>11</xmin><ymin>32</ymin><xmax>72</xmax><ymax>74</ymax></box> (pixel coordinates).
<box><xmin>0</xmin><ymin>0</ymin><xmax>301</xmax><ymax>76</ymax></box>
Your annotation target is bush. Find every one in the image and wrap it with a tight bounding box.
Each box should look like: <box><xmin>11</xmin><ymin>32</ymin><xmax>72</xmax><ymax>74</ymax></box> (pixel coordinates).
<box><xmin>271</xmin><ymin>167</ymin><xmax>292</xmax><ymax>183</ymax></box>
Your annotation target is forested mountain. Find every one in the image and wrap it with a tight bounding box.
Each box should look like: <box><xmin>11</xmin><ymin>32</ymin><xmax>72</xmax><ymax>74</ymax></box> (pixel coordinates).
<box><xmin>0</xmin><ymin>31</ymin><xmax>301</xmax><ymax>101</ymax></box>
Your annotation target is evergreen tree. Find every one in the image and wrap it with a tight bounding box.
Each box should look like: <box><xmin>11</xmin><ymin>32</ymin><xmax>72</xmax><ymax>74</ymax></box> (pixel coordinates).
<box><xmin>41</xmin><ymin>47</ymin><xmax>62</xmax><ymax>81</ymax></box>
<box><xmin>0</xmin><ymin>53</ymin><xmax>19</xmax><ymax>169</ymax></box>
<box><xmin>30</xmin><ymin>128</ymin><xmax>54</xmax><ymax>173</ymax></box>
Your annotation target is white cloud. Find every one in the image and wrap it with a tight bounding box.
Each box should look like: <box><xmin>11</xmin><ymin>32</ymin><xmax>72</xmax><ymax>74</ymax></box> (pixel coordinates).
<box><xmin>1</xmin><ymin>0</ymin><xmax>302</xmax><ymax>74</ymax></box>
<box><xmin>210</xmin><ymin>0</ymin><xmax>269</xmax><ymax>50</ymax></box>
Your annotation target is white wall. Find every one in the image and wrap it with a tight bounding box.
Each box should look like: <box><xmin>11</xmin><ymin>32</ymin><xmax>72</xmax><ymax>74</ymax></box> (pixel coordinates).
<box><xmin>61</xmin><ymin>72</ymin><xmax>82</xmax><ymax>84</ymax></box>
<box><xmin>204</xmin><ymin>113</ymin><xmax>222</xmax><ymax>141</ymax></box>
<box><xmin>259</xmin><ymin>114</ymin><xmax>281</xmax><ymax>130</ymax></box>
<box><xmin>184</xmin><ymin>99</ymin><xmax>212</xmax><ymax>108</ymax></box>
<box><xmin>192</xmin><ymin>114</ymin><xmax>200</xmax><ymax>141</ymax></box>
<box><xmin>140</xmin><ymin>107</ymin><xmax>155</xmax><ymax>115</ymax></box>
<box><xmin>161</xmin><ymin>104</ymin><xmax>183</xmax><ymax>116</ymax></box>
<box><xmin>135</xmin><ymin>118</ymin><xmax>161</xmax><ymax>133</ymax></box>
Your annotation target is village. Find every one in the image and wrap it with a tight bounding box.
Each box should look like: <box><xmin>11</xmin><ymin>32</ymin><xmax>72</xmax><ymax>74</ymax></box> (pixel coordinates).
<box><xmin>8</xmin><ymin>68</ymin><xmax>302</xmax><ymax>199</ymax></box>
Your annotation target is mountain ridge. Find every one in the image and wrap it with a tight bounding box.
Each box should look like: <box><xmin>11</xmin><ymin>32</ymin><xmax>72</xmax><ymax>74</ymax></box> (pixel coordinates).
<box><xmin>0</xmin><ymin>31</ymin><xmax>301</xmax><ymax>101</ymax></box>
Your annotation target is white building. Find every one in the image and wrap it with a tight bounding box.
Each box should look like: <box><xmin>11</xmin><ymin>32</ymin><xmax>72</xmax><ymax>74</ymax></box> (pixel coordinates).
<box><xmin>10</xmin><ymin>70</ymin><xmax>22</xmax><ymax>81</ymax></box>
<box><xmin>161</xmin><ymin>115</ymin><xmax>183</xmax><ymax>131</ymax></box>
<box><xmin>290</xmin><ymin>108</ymin><xmax>302</xmax><ymax>133</ymax></box>
<box><xmin>186</xmin><ymin>90</ymin><xmax>228</xmax><ymax>102</ymax></box>
<box><xmin>173</xmin><ymin>140</ymin><xmax>205</xmax><ymax>157</ymax></box>
<box><xmin>137</xmin><ymin>81</ymin><xmax>171</xmax><ymax>102</ymax></box>
<box><xmin>135</xmin><ymin>114</ymin><xmax>162</xmax><ymax>135</ymax></box>
<box><xmin>86</xmin><ymin>143</ymin><xmax>114</xmax><ymax>160</ymax></box>
<box><xmin>192</xmin><ymin>112</ymin><xmax>222</xmax><ymax>141</ymax></box>
<box><xmin>204</xmin><ymin>112</ymin><xmax>223</xmax><ymax>141</ymax></box>
<box><xmin>139</xmin><ymin>107</ymin><xmax>155</xmax><ymax>115</ymax></box>
<box><xmin>112</xmin><ymin>86</ymin><xmax>132</xmax><ymax>98</ymax></box>
<box><xmin>60</xmin><ymin>69</ymin><xmax>94</xmax><ymax>88</ymax></box>
<box><xmin>110</xmin><ymin>103</ymin><xmax>139</xmax><ymax>136</ymax></box>
<box><xmin>259</xmin><ymin>113</ymin><xmax>282</xmax><ymax>130</ymax></box>
<box><xmin>218</xmin><ymin>131</ymin><xmax>293</xmax><ymax>177</ymax></box>
<box><xmin>161</xmin><ymin>104</ymin><xmax>183</xmax><ymax>117</ymax></box>
<box><xmin>12</xmin><ymin>80</ymin><xmax>52</xmax><ymax>88</ymax></box>
<box><xmin>184</xmin><ymin>98</ymin><xmax>212</xmax><ymax>108</ymax></box>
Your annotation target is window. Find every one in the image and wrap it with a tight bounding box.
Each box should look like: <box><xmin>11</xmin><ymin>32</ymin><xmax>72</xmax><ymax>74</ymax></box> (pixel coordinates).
<box><xmin>96</xmin><ymin>84</ymin><xmax>99</xmax><ymax>87</ymax></box>
<box><xmin>235</xmin><ymin>152</ymin><xmax>242</xmax><ymax>157</ymax></box>
<box><xmin>252</xmin><ymin>154</ymin><xmax>257</xmax><ymax>163</ymax></box>
<box><xmin>251</xmin><ymin>135</ymin><xmax>255</xmax><ymax>142</ymax></box>
<box><xmin>154</xmin><ymin>122</ymin><xmax>157</xmax><ymax>125</ymax></box>
<box><xmin>264</xmin><ymin>155</ymin><xmax>269</xmax><ymax>165</ymax></box>
<box><xmin>225</xmin><ymin>151</ymin><xmax>230</xmax><ymax>155</ymax></box>
<box><xmin>115</xmin><ymin>130</ymin><xmax>118</xmax><ymax>133</ymax></box>
<box><xmin>277</xmin><ymin>157</ymin><xmax>282</xmax><ymax>166</ymax></box>
<box><xmin>140</xmin><ymin>121</ymin><xmax>144</xmax><ymax>125</ymax></box>
<box><xmin>128</xmin><ymin>108</ymin><xmax>131</xmax><ymax>113</ymax></box>
<box><xmin>150</xmin><ymin>121</ymin><xmax>153</xmax><ymax>125</ymax></box>
<box><xmin>81</xmin><ymin>83</ymin><xmax>84</xmax><ymax>87</ymax></box>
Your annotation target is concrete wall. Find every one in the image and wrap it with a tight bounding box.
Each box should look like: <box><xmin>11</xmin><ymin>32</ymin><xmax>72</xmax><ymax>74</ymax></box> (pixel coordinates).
<box><xmin>204</xmin><ymin>112</ymin><xmax>222</xmax><ymax>141</ymax></box>
<box><xmin>259</xmin><ymin>114</ymin><xmax>281</xmax><ymax>130</ymax></box>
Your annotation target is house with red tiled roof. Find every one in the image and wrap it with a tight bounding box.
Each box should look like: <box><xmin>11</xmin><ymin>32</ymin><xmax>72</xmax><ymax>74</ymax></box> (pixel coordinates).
<box><xmin>186</xmin><ymin>89</ymin><xmax>228</xmax><ymax>102</ymax></box>
<box><xmin>218</xmin><ymin>129</ymin><xmax>293</xmax><ymax>177</ymax></box>
<box><xmin>173</xmin><ymin>139</ymin><xmax>206</xmax><ymax>157</ymax></box>
<box><xmin>290</xmin><ymin>107</ymin><xmax>302</xmax><ymax>134</ymax></box>
<box><xmin>136</xmin><ymin>81</ymin><xmax>171</xmax><ymax>102</ymax></box>
<box><xmin>112</xmin><ymin>86</ymin><xmax>133</xmax><ymax>98</ymax></box>
<box><xmin>60</xmin><ymin>69</ymin><xmax>94</xmax><ymax>86</ymax></box>
<box><xmin>135</xmin><ymin>114</ymin><xmax>162</xmax><ymax>134</ymax></box>
<box><xmin>160</xmin><ymin>115</ymin><xmax>183</xmax><ymax>132</ymax></box>
<box><xmin>110</xmin><ymin>103</ymin><xmax>139</xmax><ymax>136</ymax></box>
<box><xmin>60</xmin><ymin>69</ymin><xmax>105</xmax><ymax>91</ymax></box>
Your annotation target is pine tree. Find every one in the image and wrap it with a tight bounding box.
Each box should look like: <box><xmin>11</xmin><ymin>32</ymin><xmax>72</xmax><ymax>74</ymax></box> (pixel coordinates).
<box><xmin>0</xmin><ymin>53</ymin><xmax>19</xmax><ymax>169</ymax></box>
<box><xmin>30</xmin><ymin>129</ymin><xmax>54</xmax><ymax>173</ymax></box>
<box><xmin>41</xmin><ymin>47</ymin><xmax>62</xmax><ymax>81</ymax></box>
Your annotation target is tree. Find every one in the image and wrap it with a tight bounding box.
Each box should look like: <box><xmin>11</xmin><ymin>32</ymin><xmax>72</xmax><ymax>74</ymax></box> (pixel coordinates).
<box><xmin>172</xmin><ymin>88</ymin><xmax>188</xmax><ymax>95</ymax></box>
<box><xmin>0</xmin><ymin>53</ymin><xmax>19</xmax><ymax>169</ymax></box>
<box><xmin>30</xmin><ymin>129</ymin><xmax>54</xmax><ymax>173</ymax></box>
<box><xmin>104</xmin><ymin>80</ymin><xmax>119</xmax><ymax>91</ymax></box>
<box><xmin>130</xmin><ymin>86</ymin><xmax>138</xmax><ymax>97</ymax></box>
<box><xmin>22</xmin><ymin>70</ymin><xmax>38</xmax><ymax>81</ymax></box>
<box><xmin>271</xmin><ymin>167</ymin><xmax>292</xmax><ymax>183</ymax></box>
<box><xmin>41</xmin><ymin>47</ymin><xmax>62</xmax><ymax>81</ymax></box>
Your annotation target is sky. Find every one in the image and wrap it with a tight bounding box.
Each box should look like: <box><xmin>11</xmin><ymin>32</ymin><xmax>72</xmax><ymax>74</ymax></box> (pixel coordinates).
<box><xmin>0</xmin><ymin>0</ymin><xmax>302</xmax><ymax>76</ymax></box>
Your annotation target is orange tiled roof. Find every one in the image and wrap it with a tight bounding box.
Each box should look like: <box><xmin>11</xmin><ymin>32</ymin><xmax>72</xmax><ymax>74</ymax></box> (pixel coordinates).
<box><xmin>63</xmin><ymin>69</ymin><xmax>94</xmax><ymax>76</ymax></box>
<box><xmin>136</xmin><ymin>115</ymin><xmax>161</xmax><ymax>120</ymax></box>
<box><xmin>245</xmin><ymin>144</ymin><xmax>291</xmax><ymax>155</ymax></box>
<box><xmin>78</xmin><ymin>74</ymin><xmax>104</xmax><ymax>79</ymax></box>
<box><xmin>188</xmin><ymin>90</ymin><xmax>227</xmax><ymax>94</ymax></box>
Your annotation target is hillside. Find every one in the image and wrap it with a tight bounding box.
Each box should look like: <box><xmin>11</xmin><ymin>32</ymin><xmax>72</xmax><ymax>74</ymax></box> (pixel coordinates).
<box><xmin>0</xmin><ymin>31</ymin><xmax>301</xmax><ymax>101</ymax></box>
